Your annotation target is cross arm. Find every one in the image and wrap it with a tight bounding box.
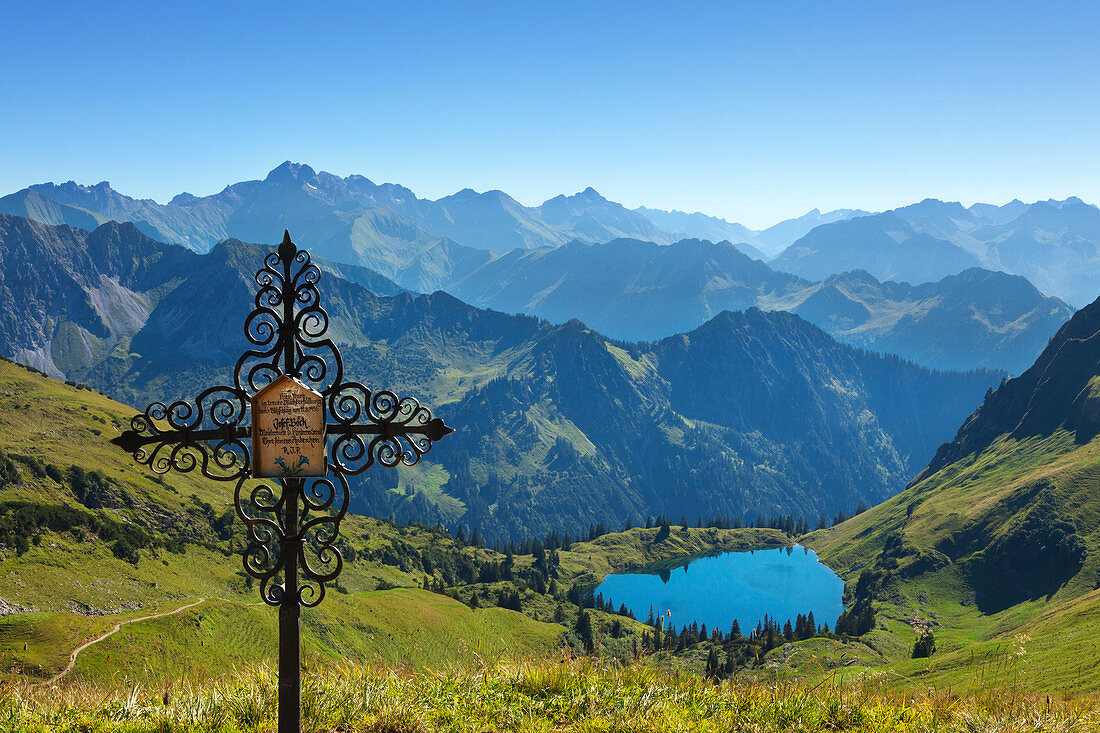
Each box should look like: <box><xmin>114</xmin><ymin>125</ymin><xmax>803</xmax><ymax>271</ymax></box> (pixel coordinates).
<box><xmin>110</xmin><ymin>425</ymin><xmax>248</xmax><ymax>453</ymax></box>
<box><xmin>110</xmin><ymin>410</ymin><xmax>454</xmax><ymax>479</ymax></box>
<box><xmin>111</xmin><ymin>417</ymin><xmax>453</xmax><ymax>452</ymax></box>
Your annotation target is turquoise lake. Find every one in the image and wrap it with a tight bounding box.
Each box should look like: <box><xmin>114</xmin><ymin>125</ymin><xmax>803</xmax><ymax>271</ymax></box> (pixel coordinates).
<box><xmin>593</xmin><ymin>545</ymin><xmax>845</xmax><ymax>632</ymax></box>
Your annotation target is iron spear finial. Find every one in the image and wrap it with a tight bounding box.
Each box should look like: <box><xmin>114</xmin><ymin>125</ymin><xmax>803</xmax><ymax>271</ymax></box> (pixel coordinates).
<box><xmin>279</xmin><ymin>230</ymin><xmax>295</xmax><ymax>262</ymax></box>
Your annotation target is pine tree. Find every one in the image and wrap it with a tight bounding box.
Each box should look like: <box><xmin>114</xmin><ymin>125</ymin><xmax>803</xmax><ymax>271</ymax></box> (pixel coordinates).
<box><xmin>575</xmin><ymin>610</ymin><xmax>595</xmax><ymax>652</ymax></box>
<box><xmin>705</xmin><ymin>646</ymin><xmax>720</xmax><ymax>680</ymax></box>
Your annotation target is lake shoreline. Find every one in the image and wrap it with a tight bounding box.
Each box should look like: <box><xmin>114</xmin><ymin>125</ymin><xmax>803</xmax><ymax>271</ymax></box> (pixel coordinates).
<box><xmin>594</xmin><ymin>543</ymin><xmax>847</xmax><ymax>632</ymax></box>
<box><xmin>609</xmin><ymin>542</ymin><xmax>789</xmax><ymax>576</ymax></box>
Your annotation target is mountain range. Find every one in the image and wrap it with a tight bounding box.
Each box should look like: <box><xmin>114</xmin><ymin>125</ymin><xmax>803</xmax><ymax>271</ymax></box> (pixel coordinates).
<box><xmin>0</xmin><ymin>164</ymin><xmax>1081</xmax><ymax>374</ymax></box>
<box><xmin>435</xmin><ymin>237</ymin><xmax>1072</xmax><ymax>374</ymax></box>
<box><xmin>7</xmin><ymin>166</ymin><xmax>1098</xmax><ymax>314</ymax></box>
<box><xmin>634</xmin><ymin>206</ymin><xmax>870</xmax><ymax>258</ymax></box>
<box><xmin>0</xmin><ymin>215</ymin><xmax>999</xmax><ymax>540</ymax></box>
<box><xmin>772</xmin><ymin>197</ymin><xmax>1100</xmax><ymax>307</ymax></box>
<box><xmin>0</xmin><ymin>163</ymin><xmax>856</xmax><ymax>262</ymax></box>
<box><xmin>0</xmin><ymin>163</ymin><xmax>678</xmax><ymax>255</ymax></box>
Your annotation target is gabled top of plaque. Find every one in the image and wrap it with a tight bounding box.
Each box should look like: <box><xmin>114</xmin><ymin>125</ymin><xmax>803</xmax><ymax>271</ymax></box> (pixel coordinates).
<box><xmin>250</xmin><ymin>375</ymin><xmax>327</xmax><ymax>478</ymax></box>
<box><xmin>250</xmin><ymin>374</ymin><xmax>323</xmax><ymax>404</ymax></box>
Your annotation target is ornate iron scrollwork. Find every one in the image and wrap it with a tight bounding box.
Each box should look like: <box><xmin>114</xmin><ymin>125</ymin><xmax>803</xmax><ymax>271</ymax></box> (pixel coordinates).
<box><xmin>112</xmin><ymin>230</ymin><xmax>454</xmax><ymax>608</ymax></box>
<box><xmin>114</xmin><ymin>385</ymin><xmax>250</xmax><ymax>481</ymax></box>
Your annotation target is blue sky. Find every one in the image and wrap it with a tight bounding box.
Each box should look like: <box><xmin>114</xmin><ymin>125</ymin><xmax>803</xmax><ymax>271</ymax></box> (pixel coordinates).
<box><xmin>3</xmin><ymin>1</ymin><xmax>1098</xmax><ymax>228</ymax></box>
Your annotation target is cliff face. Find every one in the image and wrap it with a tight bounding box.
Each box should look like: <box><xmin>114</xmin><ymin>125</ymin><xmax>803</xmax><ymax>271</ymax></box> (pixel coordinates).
<box><xmin>0</xmin><ymin>215</ymin><xmax>198</xmax><ymax>377</ymax></box>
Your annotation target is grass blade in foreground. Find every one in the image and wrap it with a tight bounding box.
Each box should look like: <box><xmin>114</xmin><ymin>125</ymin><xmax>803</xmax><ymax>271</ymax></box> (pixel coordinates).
<box><xmin>3</xmin><ymin>659</ymin><xmax>1099</xmax><ymax>732</ymax></box>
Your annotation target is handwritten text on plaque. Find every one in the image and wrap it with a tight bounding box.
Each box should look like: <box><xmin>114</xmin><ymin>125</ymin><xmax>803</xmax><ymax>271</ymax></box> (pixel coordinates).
<box><xmin>251</xmin><ymin>375</ymin><xmax>326</xmax><ymax>478</ymax></box>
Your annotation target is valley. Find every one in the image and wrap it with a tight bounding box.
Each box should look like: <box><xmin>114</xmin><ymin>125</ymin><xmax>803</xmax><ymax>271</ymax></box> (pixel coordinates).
<box><xmin>4</xmin><ymin>286</ymin><xmax>1100</xmax><ymax>697</ymax></box>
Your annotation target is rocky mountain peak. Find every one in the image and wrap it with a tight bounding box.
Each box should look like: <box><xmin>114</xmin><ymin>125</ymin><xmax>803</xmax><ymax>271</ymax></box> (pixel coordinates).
<box><xmin>265</xmin><ymin>161</ymin><xmax>318</xmax><ymax>184</ymax></box>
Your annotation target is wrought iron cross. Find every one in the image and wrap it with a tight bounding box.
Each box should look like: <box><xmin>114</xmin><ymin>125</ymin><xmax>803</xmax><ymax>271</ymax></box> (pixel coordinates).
<box><xmin>111</xmin><ymin>231</ymin><xmax>453</xmax><ymax>732</ymax></box>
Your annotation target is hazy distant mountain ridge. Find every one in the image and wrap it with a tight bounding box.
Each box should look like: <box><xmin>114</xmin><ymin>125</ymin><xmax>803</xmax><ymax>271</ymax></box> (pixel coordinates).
<box><xmin>26</xmin><ymin>179</ymin><xmax>239</xmax><ymax>249</ymax></box>
<box><xmin>771</xmin><ymin>211</ymin><xmax>984</xmax><ymax>284</ymax></box>
<box><xmin>634</xmin><ymin>206</ymin><xmax>869</xmax><ymax>258</ymax></box>
<box><xmin>5</xmin><ymin>166</ymin><xmax>1093</xmax><ymax>359</ymax></box>
<box><xmin>441</xmin><ymin>237</ymin><xmax>1072</xmax><ymax>373</ymax></box>
<box><xmin>981</xmin><ymin>198</ymin><xmax>1100</xmax><ymax>307</ymax></box>
<box><xmin>785</xmin><ymin>268</ymin><xmax>1072</xmax><ymax>374</ymax></box>
<box><xmin>11</xmin><ymin>162</ymin><xmax>676</xmax><ymax>256</ymax></box>
<box><xmin>770</xmin><ymin>197</ymin><xmax>1100</xmax><ymax>306</ymax></box>
<box><xmin>445</xmin><ymin>237</ymin><xmax>796</xmax><ymax>339</ymax></box>
<box><xmin>0</xmin><ymin>188</ymin><xmax>110</xmax><ymax>233</ymax></box>
<box><xmin>12</xmin><ymin>165</ymin><xmax>1100</xmax><ymax>309</ymax></box>
<box><xmin>632</xmin><ymin>207</ymin><xmax>766</xmax><ymax>258</ymax></box>
<box><xmin>967</xmin><ymin>198</ymin><xmax>1029</xmax><ymax>225</ymax></box>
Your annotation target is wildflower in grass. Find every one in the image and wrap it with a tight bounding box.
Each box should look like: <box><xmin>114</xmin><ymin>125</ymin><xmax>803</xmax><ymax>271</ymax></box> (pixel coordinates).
<box><xmin>1013</xmin><ymin>633</ymin><xmax>1031</xmax><ymax>658</ymax></box>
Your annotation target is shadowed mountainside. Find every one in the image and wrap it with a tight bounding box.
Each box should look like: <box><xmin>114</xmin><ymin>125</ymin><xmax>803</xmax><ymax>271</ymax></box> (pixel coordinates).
<box><xmin>0</xmin><ymin>214</ymin><xmax>404</xmax><ymax>379</ymax></box>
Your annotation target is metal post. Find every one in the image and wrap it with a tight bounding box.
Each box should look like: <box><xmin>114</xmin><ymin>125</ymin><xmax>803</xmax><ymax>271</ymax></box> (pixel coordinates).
<box><xmin>279</xmin><ymin>478</ymin><xmax>302</xmax><ymax>733</ymax></box>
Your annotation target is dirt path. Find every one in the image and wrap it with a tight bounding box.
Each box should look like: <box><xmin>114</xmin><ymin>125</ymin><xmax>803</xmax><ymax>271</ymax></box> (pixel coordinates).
<box><xmin>43</xmin><ymin>597</ymin><xmax>206</xmax><ymax>686</ymax></box>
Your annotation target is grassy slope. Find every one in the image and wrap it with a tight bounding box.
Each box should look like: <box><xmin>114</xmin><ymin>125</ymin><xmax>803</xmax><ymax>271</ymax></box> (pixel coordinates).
<box><xmin>0</xmin><ymin>359</ymin><xmax>559</xmax><ymax>681</ymax></box>
<box><xmin>0</xmin><ymin>358</ymin><xmax>784</xmax><ymax>684</ymax></box>
<box><xmin>70</xmin><ymin>590</ymin><xmax>557</xmax><ymax>685</ymax></box>
<box><xmin>804</xmin><ymin>424</ymin><xmax>1100</xmax><ymax>692</ymax></box>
